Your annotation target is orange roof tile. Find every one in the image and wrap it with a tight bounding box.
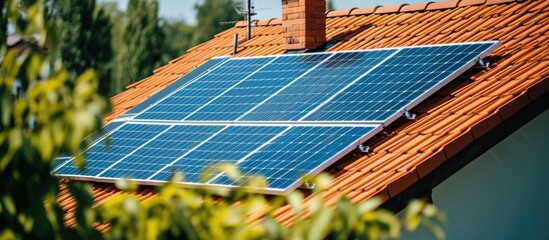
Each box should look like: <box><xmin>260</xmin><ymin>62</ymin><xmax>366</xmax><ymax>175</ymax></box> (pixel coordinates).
<box><xmin>61</xmin><ymin>0</ymin><xmax>548</xmax><ymax>226</ymax></box>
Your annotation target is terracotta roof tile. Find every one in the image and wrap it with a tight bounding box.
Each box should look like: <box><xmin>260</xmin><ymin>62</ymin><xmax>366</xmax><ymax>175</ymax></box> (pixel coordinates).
<box><xmin>349</xmin><ymin>6</ymin><xmax>379</xmax><ymax>16</ymax></box>
<box><xmin>60</xmin><ymin>0</ymin><xmax>549</xmax><ymax>227</ymax></box>
<box><xmin>374</xmin><ymin>4</ymin><xmax>407</xmax><ymax>14</ymax></box>
<box><xmin>486</xmin><ymin>0</ymin><xmax>518</xmax><ymax>5</ymax></box>
<box><xmin>326</xmin><ymin>8</ymin><xmax>355</xmax><ymax>17</ymax></box>
<box><xmin>401</xmin><ymin>2</ymin><xmax>435</xmax><ymax>12</ymax></box>
<box><xmin>459</xmin><ymin>0</ymin><xmax>487</xmax><ymax>6</ymax></box>
<box><xmin>426</xmin><ymin>0</ymin><xmax>460</xmax><ymax>11</ymax></box>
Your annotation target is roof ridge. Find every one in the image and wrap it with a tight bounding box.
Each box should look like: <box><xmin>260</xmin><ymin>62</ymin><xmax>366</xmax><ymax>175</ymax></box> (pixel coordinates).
<box><xmin>233</xmin><ymin>0</ymin><xmax>527</xmax><ymax>27</ymax></box>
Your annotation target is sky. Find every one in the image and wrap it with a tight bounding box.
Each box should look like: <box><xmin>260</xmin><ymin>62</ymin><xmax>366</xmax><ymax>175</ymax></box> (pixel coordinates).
<box><xmin>102</xmin><ymin>0</ymin><xmax>442</xmax><ymax>24</ymax></box>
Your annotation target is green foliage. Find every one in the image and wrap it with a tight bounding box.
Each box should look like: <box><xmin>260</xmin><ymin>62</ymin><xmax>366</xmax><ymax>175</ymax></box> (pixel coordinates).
<box><xmin>0</xmin><ymin>0</ymin><xmax>108</xmax><ymax>238</ymax></box>
<box><xmin>48</xmin><ymin>0</ymin><xmax>242</xmax><ymax>96</ymax></box>
<box><xmin>327</xmin><ymin>0</ymin><xmax>335</xmax><ymax>10</ymax></box>
<box><xmin>0</xmin><ymin>0</ymin><xmax>7</xmax><ymax>56</ymax></box>
<box><xmin>159</xmin><ymin>0</ymin><xmax>241</xmax><ymax>72</ymax></box>
<box><xmin>159</xmin><ymin>19</ymin><xmax>194</xmax><ymax>64</ymax></box>
<box><xmin>51</xmin><ymin>0</ymin><xmax>114</xmax><ymax>96</ymax></box>
<box><xmin>111</xmin><ymin>0</ymin><xmax>164</xmax><ymax>95</ymax></box>
<box><xmin>192</xmin><ymin>0</ymin><xmax>241</xmax><ymax>46</ymax></box>
<box><xmin>95</xmin><ymin>169</ymin><xmax>446</xmax><ymax>240</ymax></box>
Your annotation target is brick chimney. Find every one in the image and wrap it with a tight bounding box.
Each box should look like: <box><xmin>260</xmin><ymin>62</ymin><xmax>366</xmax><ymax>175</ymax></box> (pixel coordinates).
<box><xmin>282</xmin><ymin>0</ymin><xmax>326</xmax><ymax>51</ymax></box>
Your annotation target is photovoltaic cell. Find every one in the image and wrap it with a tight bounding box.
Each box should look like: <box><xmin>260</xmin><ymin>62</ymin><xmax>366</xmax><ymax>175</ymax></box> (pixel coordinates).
<box><xmin>240</xmin><ymin>50</ymin><xmax>397</xmax><ymax>121</ymax></box>
<box><xmin>304</xmin><ymin>43</ymin><xmax>496</xmax><ymax>121</ymax></box>
<box><xmin>186</xmin><ymin>54</ymin><xmax>329</xmax><ymax>121</ymax></box>
<box><xmin>212</xmin><ymin>126</ymin><xmax>375</xmax><ymax>190</ymax></box>
<box><xmin>135</xmin><ymin>57</ymin><xmax>273</xmax><ymax>121</ymax></box>
<box><xmin>150</xmin><ymin>125</ymin><xmax>286</xmax><ymax>182</ymax></box>
<box><xmin>55</xmin><ymin>124</ymin><xmax>170</xmax><ymax>176</ymax></box>
<box><xmin>99</xmin><ymin>125</ymin><xmax>224</xmax><ymax>179</ymax></box>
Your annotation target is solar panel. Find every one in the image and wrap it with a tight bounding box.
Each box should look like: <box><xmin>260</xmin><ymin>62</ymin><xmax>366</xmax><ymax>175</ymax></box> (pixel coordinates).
<box><xmin>303</xmin><ymin>42</ymin><xmax>499</xmax><ymax>122</ymax></box>
<box><xmin>55</xmin><ymin>123</ymin><xmax>379</xmax><ymax>193</ymax></box>
<box><xmin>186</xmin><ymin>54</ymin><xmax>329</xmax><ymax>121</ymax></box>
<box><xmin>239</xmin><ymin>50</ymin><xmax>398</xmax><ymax>121</ymax></box>
<box><xmin>148</xmin><ymin>125</ymin><xmax>286</xmax><ymax>182</ymax></box>
<box><xmin>125</xmin><ymin>57</ymin><xmax>229</xmax><ymax>114</ymax></box>
<box><xmin>211</xmin><ymin>126</ymin><xmax>376</xmax><ymax>190</ymax></box>
<box><xmin>54</xmin><ymin>41</ymin><xmax>500</xmax><ymax>194</ymax></box>
<box><xmin>135</xmin><ymin>57</ymin><xmax>273</xmax><ymax>120</ymax></box>
<box><xmin>55</xmin><ymin>124</ymin><xmax>171</xmax><ymax>176</ymax></box>
<box><xmin>99</xmin><ymin>124</ymin><xmax>225</xmax><ymax>180</ymax></box>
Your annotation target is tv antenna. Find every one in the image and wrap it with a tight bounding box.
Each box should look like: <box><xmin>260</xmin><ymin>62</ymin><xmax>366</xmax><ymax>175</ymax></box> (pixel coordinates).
<box><xmin>237</xmin><ymin>0</ymin><xmax>255</xmax><ymax>40</ymax></box>
<box><xmin>221</xmin><ymin>0</ymin><xmax>266</xmax><ymax>40</ymax></box>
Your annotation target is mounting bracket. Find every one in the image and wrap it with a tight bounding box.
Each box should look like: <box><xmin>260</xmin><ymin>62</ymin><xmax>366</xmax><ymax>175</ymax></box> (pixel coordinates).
<box><xmin>476</xmin><ymin>58</ymin><xmax>490</xmax><ymax>68</ymax></box>
<box><xmin>403</xmin><ymin>111</ymin><xmax>417</xmax><ymax>120</ymax></box>
<box><xmin>301</xmin><ymin>181</ymin><xmax>316</xmax><ymax>190</ymax></box>
<box><xmin>357</xmin><ymin>144</ymin><xmax>370</xmax><ymax>153</ymax></box>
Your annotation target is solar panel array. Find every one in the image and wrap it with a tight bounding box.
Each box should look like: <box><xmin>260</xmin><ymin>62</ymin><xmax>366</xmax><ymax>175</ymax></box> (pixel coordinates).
<box><xmin>54</xmin><ymin>41</ymin><xmax>499</xmax><ymax>194</ymax></box>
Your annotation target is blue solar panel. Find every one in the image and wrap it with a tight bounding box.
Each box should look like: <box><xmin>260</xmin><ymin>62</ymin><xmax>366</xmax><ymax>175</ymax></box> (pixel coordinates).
<box><xmin>304</xmin><ymin>42</ymin><xmax>498</xmax><ymax>121</ymax></box>
<box><xmin>135</xmin><ymin>57</ymin><xmax>273</xmax><ymax>120</ymax></box>
<box><xmin>149</xmin><ymin>125</ymin><xmax>286</xmax><ymax>182</ymax></box>
<box><xmin>55</xmin><ymin>41</ymin><xmax>499</xmax><ymax>194</ymax></box>
<box><xmin>99</xmin><ymin>125</ymin><xmax>224</xmax><ymax>179</ymax></box>
<box><xmin>132</xmin><ymin>41</ymin><xmax>497</xmax><ymax>124</ymax></box>
<box><xmin>54</xmin><ymin>124</ymin><xmax>170</xmax><ymax>176</ymax></box>
<box><xmin>186</xmin><ymin>54</ymin><xmax>329</xmax><ymax>121</ymax></box>
<box><xmin>211</xmin><ymin>126</ymin><xmax>376</xmax><ymax>190</ymax></box>
<box><xmin>240</xmin><ymin>50</ymin><xmax>398</xmax><ymax>121</ymax></box>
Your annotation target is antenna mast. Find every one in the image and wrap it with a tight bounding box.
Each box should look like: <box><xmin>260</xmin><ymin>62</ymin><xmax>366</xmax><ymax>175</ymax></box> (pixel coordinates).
<box><xmin>246</xmin><ymin>0</ymin><xmax>252</xmax><ymax>40</ymax></box>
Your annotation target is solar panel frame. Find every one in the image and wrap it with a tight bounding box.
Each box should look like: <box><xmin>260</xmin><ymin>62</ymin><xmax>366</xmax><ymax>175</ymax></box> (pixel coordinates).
<box><xmin>54</xmin><ymin>122</ymin><xmax>382</xmax><ymax>195</ymax></box>
<box><xmin>123</xmin><ymin>41</ymin><xmax>499</xmax><ymax>125</ymax></box>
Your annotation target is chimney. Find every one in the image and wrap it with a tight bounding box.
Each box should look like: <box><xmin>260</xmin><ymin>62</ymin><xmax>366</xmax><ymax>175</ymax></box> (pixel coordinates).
<box><xmin>282</xmin><ymin>0</ymin><xmax>326</xmax><ymax>51</ymax></box>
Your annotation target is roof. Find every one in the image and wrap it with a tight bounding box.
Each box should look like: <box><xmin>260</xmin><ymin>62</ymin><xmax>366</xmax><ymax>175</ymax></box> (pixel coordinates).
<box><xmin>59</xmin><ymin>0</ymin><xmax>549</xmax><ymax>227</ymax></box>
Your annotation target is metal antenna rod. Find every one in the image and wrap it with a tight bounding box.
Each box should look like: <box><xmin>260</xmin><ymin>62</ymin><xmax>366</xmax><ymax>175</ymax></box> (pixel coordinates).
<box><xmin>247</xmin><ymin>0</ymin><xmax>252</xmax><ymax>40</ymax></box>
<box><xmin>233</xmin><ymin>33</ymin><xmax>239</xmax><ymax>55</ymax></box>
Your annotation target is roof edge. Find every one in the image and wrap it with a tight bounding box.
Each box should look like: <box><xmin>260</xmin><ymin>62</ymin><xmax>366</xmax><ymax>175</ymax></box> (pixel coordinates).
<box><xmin>233</xmin><ymin>0</ymin><xmax>526</xmax><ymax>27</ymax></box>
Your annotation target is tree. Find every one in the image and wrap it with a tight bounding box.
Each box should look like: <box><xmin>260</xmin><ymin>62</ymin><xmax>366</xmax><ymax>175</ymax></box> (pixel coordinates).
<box><xmin>327</xmin><ymin>0</ymin><xmax>335</xmax><ymax>10</ymax></box>
<box><xmin>111</xmin><ymin>0</ymin><xmax>164</xmax><ymax>94</ymax></box>
<box><xmin>52</xmin><ymin>0</ymin><xmax>114</xmax><ymax>96</ymax></box>
<box><xmin>1</xmin><ymin>1</ymin><xmax>445</xmax><ymax>239</ymax></box>
<box><xmin>160</xmin><ymin>19</ymin><xmax>194</xmax><ymax>64</ymax></box>
<box><xmin>158</xmin><ymin>0</ymin><xmax>241</xmax><ymax>69</ymax></box>
<box><xmin>90</xmin><ymin>8</ymin><xmax>114</xmax><ymax>95</ymax></box>
<box><xmin>0</xmin><ymin>0</ymin><xmax>7</xmax><ymax>56</ymax></box>
<box><xmin>1</xmin><ymin>0</ymin><xmax>108</xmax><ymax>238</ymax></box>
<box><xmin>192</xmin><ymin>0</ymin><xmax>241</xmax><ymax>46</ymax></box>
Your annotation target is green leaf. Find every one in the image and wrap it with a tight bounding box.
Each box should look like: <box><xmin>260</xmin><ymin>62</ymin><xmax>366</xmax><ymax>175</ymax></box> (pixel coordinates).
<box><xmin>17</xmin><ymin>213</ymin><xmax>34</xmax><ymax>232</ymax></box>
<box><xmin>115</xmin><ymin>178</ymin><xmax>138</xmax><ymax>192</ymax></box>
<box><xmin>1</xmin><ymin>95</ymin><xmax>13</xmax><ymax>127</ymax></box>
<box><xmin>358</xmin><ymin>197</ymin><xmax>382</xmax><ymax>214</ymax></box>
<box><xmin>307</xmin><ymin>208</ymin><xmax>333</xmax><ymax>240</ymax></box>
<box><xmin>287</xmin><ymin>191</ymin><xmax>304</xmax><ymax>217</ymax></box>
<box><xmin>404</xmin><ymin>200</ymin><xmax>424</xmax><ymax>231</ymax></box>
<box><xmin>2</xmin><ymin>195</ymin><xmax>16</xmax><ymax>215</ymax></box>
<box><xmin>1</xmin><ymin>129</ymin><xmax>22</xmax><ymax>171</ymax></box>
